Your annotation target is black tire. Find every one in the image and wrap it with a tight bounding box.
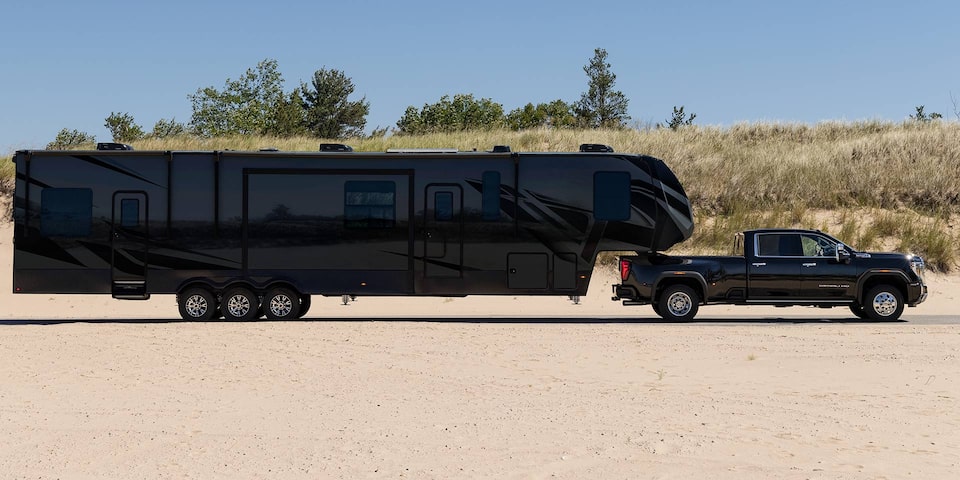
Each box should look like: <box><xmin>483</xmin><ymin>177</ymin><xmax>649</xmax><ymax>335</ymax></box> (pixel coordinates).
<box><xmin>263</xmin><ymin>287</ymin><xmax>301</xmax><ymax>320</ymax></box>
<box><xmin>863</xmin><ymin>285</ymin><xmax>905</xmax><ymax>321</ymax></box>
<box><xmin>297</xmin><ymin>294</ymin><xmax>312</xmax><ymax>319</ymax></box>
<box><xmin>849</xmin><ymin>303</ymin><xmax>870</xmax><ymax>320</ymax></box>
<box><xmin>178</xmin><ymin>287</ymin><xmax>217</xmax><ymax>321</ymax></box>
<box><xmin>220</xmin><ymin>286</ymin><xmax>260</xmax><ymax>322</ymax></box>
<box><xmin>656</xmin><ymin>284</ymin><xmax>700</xmax><ymax>321</ymax></box>
<box><xmin>651</xmin><ymin>302</ymin><xmax>662</xmax><ymax>317</ymax></box>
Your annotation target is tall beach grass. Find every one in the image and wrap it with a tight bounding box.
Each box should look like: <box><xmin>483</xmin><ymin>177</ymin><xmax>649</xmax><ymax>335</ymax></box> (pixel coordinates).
<box><xmin>5</xmin><ymin>121</ymin><xmax>960</xmax><ymax>269</ymax></box>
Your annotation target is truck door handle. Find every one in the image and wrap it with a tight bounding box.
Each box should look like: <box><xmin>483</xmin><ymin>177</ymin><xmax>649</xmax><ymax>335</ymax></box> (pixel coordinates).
<box><xmin>752</xmin><ymin>262</ymin><xmax>766</xmax><ymax>267</ymax></box>
<box><xmin>803</xmin><ymin>263</ymin><xmax>817</xmax><ymax>267</ymax></box>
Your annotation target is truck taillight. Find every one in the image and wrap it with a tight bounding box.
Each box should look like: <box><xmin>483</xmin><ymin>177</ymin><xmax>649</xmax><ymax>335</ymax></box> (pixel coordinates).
<box><xmin>620</xmin><ymin>259</ymin><xmax>630</xmax><ymax>281</ymax></box>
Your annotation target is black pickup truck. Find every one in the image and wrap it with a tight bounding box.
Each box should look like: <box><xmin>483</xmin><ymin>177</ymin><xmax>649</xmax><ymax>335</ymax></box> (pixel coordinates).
<box><xmin>612</xmin><ymin>229</ymin><xmax>928</xmax><ymax>321</ymax></box>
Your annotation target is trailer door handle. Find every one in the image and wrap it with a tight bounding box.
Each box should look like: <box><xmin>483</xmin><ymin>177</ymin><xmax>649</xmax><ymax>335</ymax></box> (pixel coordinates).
<box><xmin>751</xmin><ymin>262</ymin><xmax>766</xmax><ymax>267</ymax></box>
<box><xmin>803</xmin><ymin>262</ymin><xmax>817</xmax><ymax>267</ymax></box>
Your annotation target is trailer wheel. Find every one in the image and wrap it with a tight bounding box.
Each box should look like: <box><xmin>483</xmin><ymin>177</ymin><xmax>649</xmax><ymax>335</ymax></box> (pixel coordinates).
<box><xmin>263</xmin><ymin>287</ymin><xmax>300</xmax><ymax>320</ymax></box>
<box><xmin>178</xmin><ymin>287</ymin><xmax>217</xmax><ymax>321</ymax></box>
<box><xmin>863</xmin><ymin>285</ymin><xmax>904</xmax><ymax>321</ymax></box>
<box><xmin>657</xmin><ymin>284</ymin><xmax>700</xmax><ymax>321</ymax></box>
<box><xmin>220</xmin><ymin>287</ymin><xmax>260</xmax><ymax>322</ymax></box>
<box><xmin>297</xmin><ymin>294</ymin><xmax>312</xmax><ymax>319</ymax></box>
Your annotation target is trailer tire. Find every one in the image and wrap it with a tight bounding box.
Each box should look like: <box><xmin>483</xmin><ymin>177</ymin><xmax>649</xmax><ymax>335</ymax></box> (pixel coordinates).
<box><xmin>221</xmin><ymin>287</ymin><xmax>260</xmax><ymax>322</ymax></box>
<box><xmin>297</xmin><ymin>294</ymin><xmax>312</xmax><ymax>319</ymax></box>
<box><xmin>863</xmin><ymin>285</ymin><xmax>904</xmax><ymax>321</ymax></box>
<box><xmin>656</xmin><ymin>284</ymin><xmax>700</xmax><ymax>321</ymax></box>
<box><xmin>178</xmin><ymin>287</ymin><xmax>217</xmax><ymax>321</ymax></box>
<box><xmin>264</xmin><ymin>287</ymin><xmax>300</xmax><ymax>320</ymax></box>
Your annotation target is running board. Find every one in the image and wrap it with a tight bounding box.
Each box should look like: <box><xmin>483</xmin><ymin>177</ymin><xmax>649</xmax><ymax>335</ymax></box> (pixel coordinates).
<box><xmin>112</xmin><ymin>281</ymin><xmax>150</xmax><ymax>300</ymax></box>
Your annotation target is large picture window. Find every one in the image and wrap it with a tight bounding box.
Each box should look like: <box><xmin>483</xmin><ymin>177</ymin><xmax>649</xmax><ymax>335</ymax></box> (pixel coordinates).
<box><xmin>40</xmin><ymin>188</ymin><xmax>92</xmax><ymax>237</ymax></box>
<box><xmin>344</xmin><ymin>181</ymin><xmax>396</xmax><ymax>228</ymax></box>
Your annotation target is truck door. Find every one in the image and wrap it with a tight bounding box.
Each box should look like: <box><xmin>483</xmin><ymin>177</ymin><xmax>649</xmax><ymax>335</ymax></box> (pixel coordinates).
<box><xmin>798</xmin><ymin>233</ymin><xmax>857</xmax><ymax>299</ymax></box>
<box><xmin>111</xmin><ymin>191</ymin><xmax>149</xmax><ymax>299</ymax></box>
<box><xmin>747</xmin><ymin>232</ymin><xmax>802</xmax><ymax>300</ymax></box>
<box><xmin>423</xmin><ymin>184</ymin><xmax>463</xmax><ymax>278</ymax></box>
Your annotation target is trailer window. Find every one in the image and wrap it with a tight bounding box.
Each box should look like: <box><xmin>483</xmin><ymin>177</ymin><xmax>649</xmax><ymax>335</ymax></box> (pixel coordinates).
<box><xmin>482</xmin><ymin>171</ymin><xmax>500</xmax><ymax>221</ymax></box>
<box><xmin>40</xmin><ymin>188</ymin><xmax>92</xmax><ymax>237</ymax></box>
<box><xmin>120</xmin><ymin>199</ymin><xmax>140</xmax><ymax>227</ymax></box>
<box><xmin>594</xmin><ymin>172</ymin><xmax>631</xmax><ymax>221</ymax></box>
<box><xmin>344</xmin><ymin>181</ymin><xmax>396</xmax><ymax>228</ymax></box>
<box><xmin>435</xmin><ymin>192</ymin><xmax>453</xmax><ymax>221</ymax></box>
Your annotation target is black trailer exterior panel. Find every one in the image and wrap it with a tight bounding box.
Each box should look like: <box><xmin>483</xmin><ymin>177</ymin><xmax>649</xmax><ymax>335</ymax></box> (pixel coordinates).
<box><xmin>12</xmin><ymin>148</ymin><xmax>694</xmax><ymax>307</ymax></box>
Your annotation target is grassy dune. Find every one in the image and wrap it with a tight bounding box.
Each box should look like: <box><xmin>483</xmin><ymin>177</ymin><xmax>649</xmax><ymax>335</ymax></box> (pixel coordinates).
<box><xmin>4</xmin><ymin>121</ymin><xmax>959</xmax><ymax>269</ymax></box>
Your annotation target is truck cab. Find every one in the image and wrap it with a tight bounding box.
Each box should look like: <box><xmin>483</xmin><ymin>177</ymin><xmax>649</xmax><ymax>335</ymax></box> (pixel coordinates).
<box><xmin>613</xmin><ymin>229</ymin><xmax>928</xmax><ymax>321</ymax></box>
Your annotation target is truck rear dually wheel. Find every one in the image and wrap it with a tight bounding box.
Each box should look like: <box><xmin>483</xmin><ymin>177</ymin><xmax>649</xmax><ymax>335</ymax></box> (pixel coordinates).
<box><xmin>657</xmin><ymin>284</ymin><xmax>700</xmax><ymax>321</ymax></box>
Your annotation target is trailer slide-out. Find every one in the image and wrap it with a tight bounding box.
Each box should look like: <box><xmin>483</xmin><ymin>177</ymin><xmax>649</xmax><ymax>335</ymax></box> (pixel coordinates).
<box><xmin>11</xmin><ymin>143</ymin><xmax>694</xmax><ymax>320</ymax></box>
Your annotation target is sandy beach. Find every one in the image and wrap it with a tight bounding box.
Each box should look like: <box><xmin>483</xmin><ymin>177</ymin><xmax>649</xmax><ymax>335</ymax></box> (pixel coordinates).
<box><xmin>1</xmin><ymin>221</ymin><xmax>958</xmax><ymax>478</ymax></box>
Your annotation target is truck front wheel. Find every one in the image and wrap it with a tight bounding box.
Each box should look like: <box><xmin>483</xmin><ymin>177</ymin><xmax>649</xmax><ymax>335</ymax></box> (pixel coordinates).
<box><xmin>863</xmin><ymin>285</ymin><xmax>904</xmax><ymax>321</ymax></box>
<box><xmin>657</xmin><ymin>285</ymin><xmax>700</xmax><ymax>321</ymax></box>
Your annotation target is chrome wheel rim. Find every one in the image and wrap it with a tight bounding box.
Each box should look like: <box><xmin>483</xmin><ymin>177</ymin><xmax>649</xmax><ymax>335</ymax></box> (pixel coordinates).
<box><xmin>873</xmin><ymin>292</ymin><xmax>898</xmax><ymax>317</ymax></box>
<box><xmin>270</xmin><ymin>294</ymin><xmax>293</xmax><ymax>317</ymax></box>
<box><xmin>667</xmin><ymin>292</ymin><xmax>693</xmax><ymax>317</ymax></box>
<box><xmin>185</xmin><ymin>294</ymin><xmax>208</xmax><ymax>318</ymax></box>
<box><xmin>226</xmin><ymin>294</ymin><xmax>251</xmax><ymax>317</ymax></box>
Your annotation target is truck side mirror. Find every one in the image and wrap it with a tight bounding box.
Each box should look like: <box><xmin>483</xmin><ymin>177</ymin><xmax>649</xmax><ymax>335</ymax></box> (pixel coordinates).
<box><xmin>836</xmin><ymin>244</ymin><xmax>851</xmax><ymax>264</ymax></box>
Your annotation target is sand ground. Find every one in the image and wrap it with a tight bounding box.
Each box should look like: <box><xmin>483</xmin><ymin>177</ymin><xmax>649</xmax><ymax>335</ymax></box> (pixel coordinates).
<box><xmin>1</xmin><ymin>222</ymin><xmax>958</xmax><ymax>479</ymax></box>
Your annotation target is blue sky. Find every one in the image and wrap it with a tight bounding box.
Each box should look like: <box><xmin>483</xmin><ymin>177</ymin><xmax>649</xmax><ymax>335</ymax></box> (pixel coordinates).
<box><xmin>2</xmin><ymin>0</ymin><xmax>957</xmax><ymax>151</ymax></box>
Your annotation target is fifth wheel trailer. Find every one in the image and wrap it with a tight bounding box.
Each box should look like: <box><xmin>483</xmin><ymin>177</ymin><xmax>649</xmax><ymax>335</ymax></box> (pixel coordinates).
<box><xmin>11</xmin><ymin>143</ymin><xmax>694</xmax><ymax>320</ymax></box>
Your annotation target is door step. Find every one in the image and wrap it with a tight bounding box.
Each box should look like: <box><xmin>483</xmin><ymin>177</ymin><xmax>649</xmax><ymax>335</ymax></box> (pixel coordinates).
<box><xmin>112</xmin><ymin>281</ymin><xmax>150</xmax><ymax>300</ymax></box>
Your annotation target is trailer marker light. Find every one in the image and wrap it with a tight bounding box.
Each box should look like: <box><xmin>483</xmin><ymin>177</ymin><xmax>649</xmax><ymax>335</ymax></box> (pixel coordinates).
<box><xmin>361</xmin><ymin>282</ymin><xmax>367</xmax><ymax>286</ymax></box>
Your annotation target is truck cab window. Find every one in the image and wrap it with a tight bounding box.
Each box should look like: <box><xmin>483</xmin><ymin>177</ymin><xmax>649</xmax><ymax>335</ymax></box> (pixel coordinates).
<box><xmin>757</xmin><ymin>233</ymin><xmax>803</xmax><ymax>256</ymax></box>
<box><xmin>801</xmin><ymin>234</ymin><xmax>836</xmax><ymax>257</ymax></box>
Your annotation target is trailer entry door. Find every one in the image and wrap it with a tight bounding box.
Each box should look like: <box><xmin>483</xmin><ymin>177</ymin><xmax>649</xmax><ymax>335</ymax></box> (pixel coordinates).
<box><xmin>111</xmin><ymin>191</ymin><xmax>149</xmax><ymax>299</ymax></box>
<box><xmin>423</xmin><ymin>184</ymin><xmax>463</xmax><ymax>278</ymax></box>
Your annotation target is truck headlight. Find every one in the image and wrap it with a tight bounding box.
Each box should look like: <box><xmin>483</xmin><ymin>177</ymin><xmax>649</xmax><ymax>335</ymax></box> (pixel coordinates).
<box><xmin>908</xmin><ymin>255</ymin><xmax>925</xmax><ymax>281</ymax></box>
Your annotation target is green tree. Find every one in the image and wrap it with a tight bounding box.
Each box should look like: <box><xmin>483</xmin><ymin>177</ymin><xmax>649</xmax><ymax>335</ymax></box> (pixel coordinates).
<box><xmin>574</xmin><ymin>48</ymin><xmax>630</xmax><ymax>128</ymax></box>
<box><xmin>506</xmin><ymin>100</ymin><xmax>576</xmax><ymax>130</ymax></box>
<box><xmin>396</xmin><ymin>94</ymin><xmax>504</xmax><ymax>134</ymax></box>
<box><xmin>661</xmin><ymin>106</ymin><xmax>697</xmax><ymax>130</ymax></box>
<box><xmin>300</xmin><ymin>68</ymin><xmax>369</xmax><ymax>138</ymax></box>
<box><xmin>189</xmin><ymin>59</ymin><xmax>286</xmax><ymax>136</ymax></box>
<box><xmin>151</xmin><ymin>118</ymin><xmax>187</xmax><ymax>138</ymax></box>
<box><xmin>46</xmin><ymin>128</ymin><xmax>95</xmax><ymax>149</ymax></box>
<box><xmin>266</xmin><ymin>89</ymin><xmax>308</xmax><ymax>137</ymax></box>
<box><xmin>910</xmin><ymin>105</ymin><xmax>942</xmax><ymax>122</ymax></box>
<box><xmin>104</xmin><ymin>112</ymin><xmax>145</xmax><ymax>142</ymax></box>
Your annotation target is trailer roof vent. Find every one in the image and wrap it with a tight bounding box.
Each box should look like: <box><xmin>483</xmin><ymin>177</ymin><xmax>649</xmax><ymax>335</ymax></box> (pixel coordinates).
<box><xmin>491</xmin><ymin>145</ymin><xmax>511</xmax><ymax>153</ymax></box>
<box><xmin>97</xmin><ymin>142</ymin><xmax>134</xmax><ymax>151</ymax></box>
<box><xmin>319</xmin><ymin>143</ymin><xmax>353</xmax><ymax>152</ymax></box>
<box><xmin>579</xmin><ymin>143</ymin><xmax>614</xmax><ymax>153</ymax></box>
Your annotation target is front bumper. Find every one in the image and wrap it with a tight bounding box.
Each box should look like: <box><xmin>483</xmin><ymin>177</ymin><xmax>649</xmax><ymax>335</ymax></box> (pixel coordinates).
<box><xmin>908</xmin><ymin>282</ymin><xmax>928</xmax><ymax>306</ymax></box>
